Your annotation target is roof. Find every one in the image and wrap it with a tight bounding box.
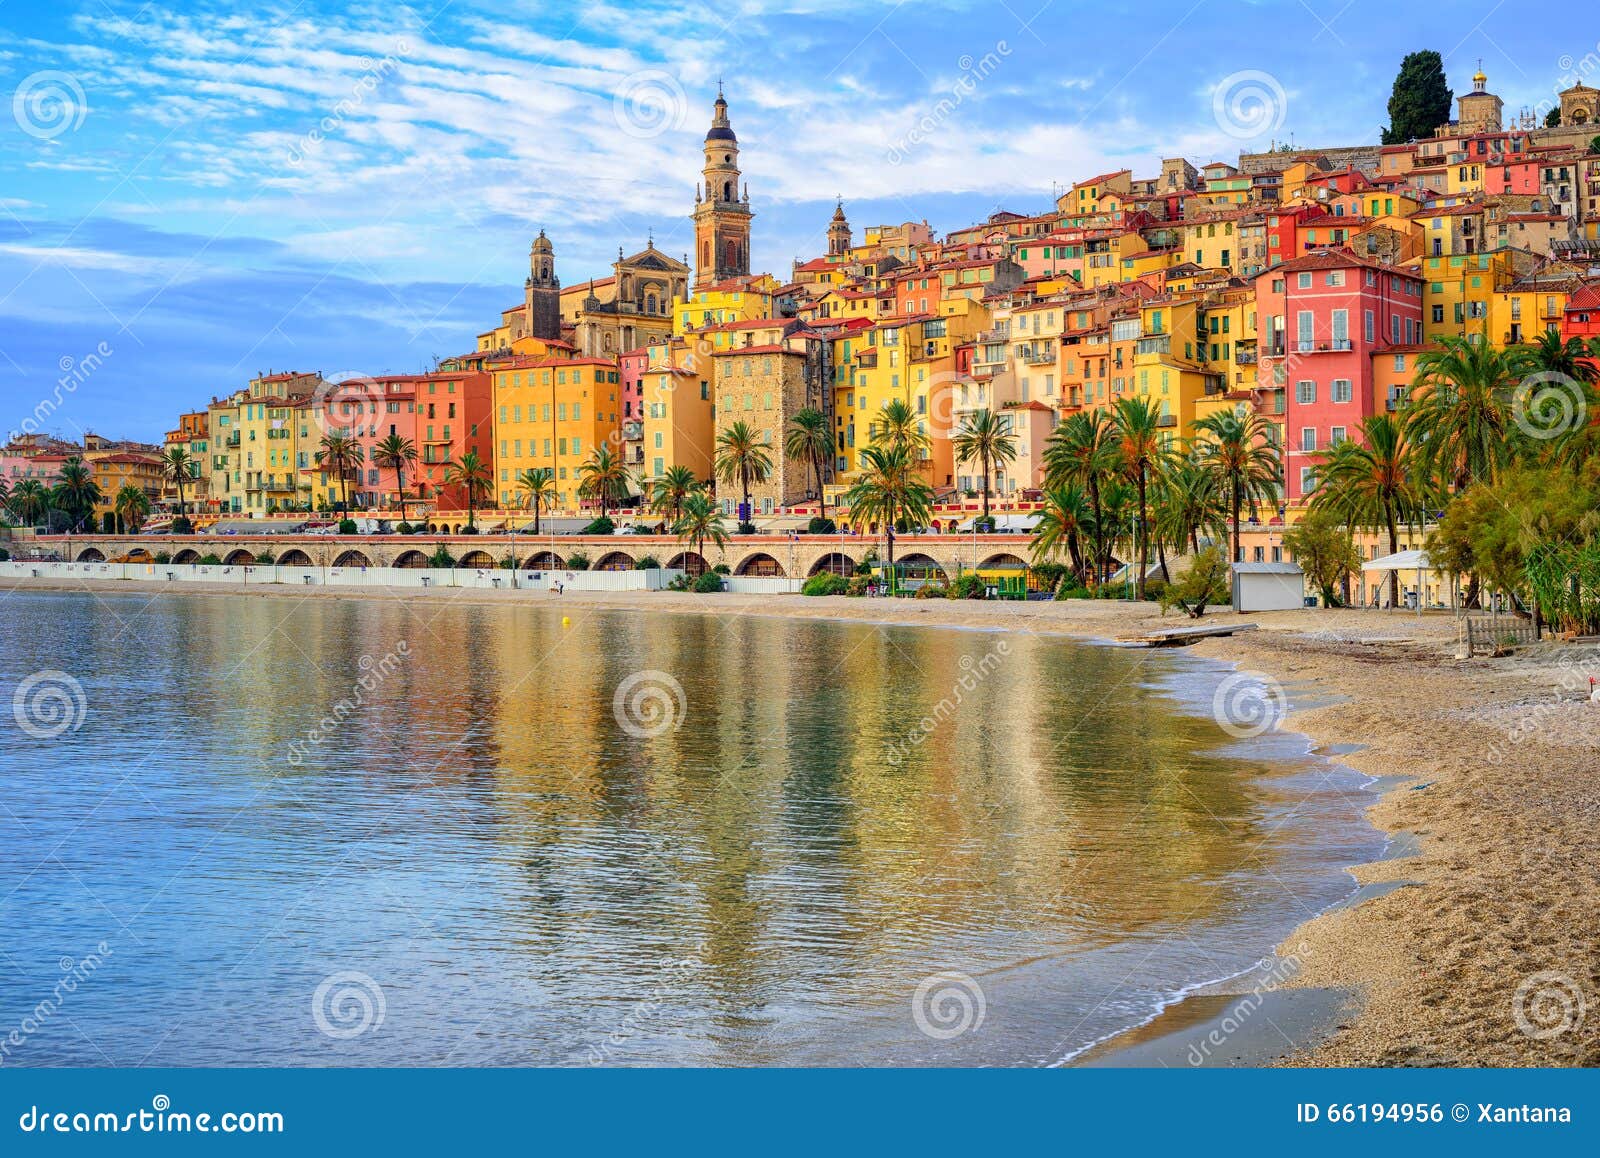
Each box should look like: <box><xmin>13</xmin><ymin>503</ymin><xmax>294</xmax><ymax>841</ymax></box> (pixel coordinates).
<box><xmin>1264</xmin><ymin>248</ymin><xmax>1421</xmax><ymax>278</ymax></box>
<box><xmin>710</xmin><ymin>344</ymin><xmax>803</xmax><ymax>356</ymax></box>
<box><xmin>1232</xmin><ymin>561</ymin><xmax>1304</xmax><ymax>575</ymax></box>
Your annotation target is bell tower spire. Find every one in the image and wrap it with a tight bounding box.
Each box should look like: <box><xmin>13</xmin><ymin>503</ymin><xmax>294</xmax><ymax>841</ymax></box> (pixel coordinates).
<box><xmin>692</xmin><ymin>86</ymin><xmax>753</xmax><ymax>291</ymax></box>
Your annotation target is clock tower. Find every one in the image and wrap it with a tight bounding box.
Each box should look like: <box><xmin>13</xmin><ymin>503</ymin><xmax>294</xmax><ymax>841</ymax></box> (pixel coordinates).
<box><xmin>692</xmin><ymin>85</ymin><xmax>753</xmax><ymax>291</ymax></box>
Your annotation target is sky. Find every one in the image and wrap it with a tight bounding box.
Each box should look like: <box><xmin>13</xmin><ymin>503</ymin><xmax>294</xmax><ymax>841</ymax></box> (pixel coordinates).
<box><xmin>0</xmin><ymin>0</ymin><xmax>1592</xmax><ymax>442</ymax></box>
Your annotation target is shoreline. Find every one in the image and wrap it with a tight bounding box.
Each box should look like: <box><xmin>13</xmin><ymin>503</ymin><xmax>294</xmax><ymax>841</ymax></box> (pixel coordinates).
<box><xmin>6</xmin><ymin>575</ymin><xmax>1595</xmax><ymax>1066</ymax></box>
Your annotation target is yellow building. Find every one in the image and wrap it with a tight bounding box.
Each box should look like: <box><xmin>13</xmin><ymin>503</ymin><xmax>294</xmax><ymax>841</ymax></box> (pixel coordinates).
<box><xmin>492</xmin><ymin>356</ymin><xmax>622</xmax><ymax>511</ymax></box>
<box><xmin>673</xmin><ymin>272</ymin><xmax>781</xmax><ymax>334</ymax></box>
<box><xmin>1418</xmin><ymin>251</ymin><xmax>1509</xmax><ymax>343</ymax></box>
<box><xmin>640</xmin><ymin>339</ymin><xmax>715</xmax><ymax>486</ymax></box>
<box><xmin>84</xmin><ymin>451</ymin><xmax>165</xmax><ymax>527</ymax></box>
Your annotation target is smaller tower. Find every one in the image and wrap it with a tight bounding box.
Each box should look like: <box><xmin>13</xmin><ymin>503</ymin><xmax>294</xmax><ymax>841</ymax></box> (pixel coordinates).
<box><xmin>827</xmin><ymin>199</ymin><xmax>852</xmax><ymax>257</ymax></box>
<box><xmin>525</xmin><ymin>230</ymin><xmax>560</xmax><ymax>340</ymax></box>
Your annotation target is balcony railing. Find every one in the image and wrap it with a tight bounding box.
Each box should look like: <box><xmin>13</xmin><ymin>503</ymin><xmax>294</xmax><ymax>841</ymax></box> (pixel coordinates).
<box><xmin>1156</xmin><ymin>414</ymin><xmax>1177</xmax><ymax>428</ymax></box>
<box><xmin>1235</xmin><ymin>348</ymin><xmax>1258</xmax><ymax>364</ymax></box>
<box><xmin>1294</xmin><ymin>339</ymin><xmax>1353</xmax><ymax>353</ymax></box>
<box><xmin>1134</xmin><ymin>335</ymin><xmax>1172</xmax><ymax>357</ymax></box>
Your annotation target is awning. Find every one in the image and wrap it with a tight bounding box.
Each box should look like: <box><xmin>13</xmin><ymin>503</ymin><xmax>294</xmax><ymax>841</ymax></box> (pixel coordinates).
<box><xmin>953</xmin><ymin>513</ymin><xmax>1039</xmax><ymax>532</ymax></box>
<box><xmin>754</xmin><ymin>516</ymin><xmax>811</xmax><ymax>532</ymax></box>
<box><xmin>1362</xmin><ymin>549</ymin><xmax>1432</xmax><ymax>573</ymax></box>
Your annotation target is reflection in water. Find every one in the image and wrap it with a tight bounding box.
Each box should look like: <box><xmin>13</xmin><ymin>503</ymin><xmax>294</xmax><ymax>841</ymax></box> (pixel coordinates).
<box><xmin>0</xmin><ymin>591</ymin><xmax>1380</xmax><ymax>1066</ymax></box>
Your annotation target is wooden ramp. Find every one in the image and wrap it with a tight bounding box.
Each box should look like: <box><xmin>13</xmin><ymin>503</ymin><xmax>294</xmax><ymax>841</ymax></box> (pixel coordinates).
<box><xmin>1117</xmin><ymin>623</ymin><xmax>1258</xmax><ymax>648</ymax></box>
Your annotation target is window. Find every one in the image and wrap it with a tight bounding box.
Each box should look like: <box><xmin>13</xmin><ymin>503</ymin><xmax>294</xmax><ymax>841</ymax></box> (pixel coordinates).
<box><xmin>1295</xmin><ymin>380</ymin><xmax>1316</xmax><ymax>405</ymax></box>
<box><xmin>1297</xmin><ymin>272</ymin><xmax>1312</xmax><ymax>289</ymax></box>
<box><xmin>1300</xmin><ymin>467</ymin><xmax>1317</xmax><ymax>494</ymax></box>
<box><xmin>1331</xmin><ymin>379</ymin><xmax>1352</xmax><ymax>403</ymax></box>
<box><xmin>1330</xmin><ymin>425</ymin><xmax>1347</xmax><ymax>444</ymax></box>
<box><xmin>1325</xmin><ymin>271</ymin><xmax>1344</xmax><ymax>286</ymax></box>
<box><xmin>1300</xmin><ymin>427</ymin><xmax>1316</xmax><ymax>451</ymax></box>
<box><xmin>1365</xmin><ymin>309</ymin><xmax>1375</xmax><ymax>343</ymax></box>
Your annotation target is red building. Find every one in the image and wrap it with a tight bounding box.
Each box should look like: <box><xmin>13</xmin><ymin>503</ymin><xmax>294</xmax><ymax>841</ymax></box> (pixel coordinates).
<box><xmin>1255</xmin><ymin>250</ymin><xmax>1425</xmax><ymax>502</ymax></box>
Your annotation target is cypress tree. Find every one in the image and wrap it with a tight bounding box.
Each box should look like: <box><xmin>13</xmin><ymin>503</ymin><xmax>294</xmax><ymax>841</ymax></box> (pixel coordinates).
<box><xmin>1381</xmin><ymin>50</ymin><xmax>1452</xmax><ymax>144</ymax></box>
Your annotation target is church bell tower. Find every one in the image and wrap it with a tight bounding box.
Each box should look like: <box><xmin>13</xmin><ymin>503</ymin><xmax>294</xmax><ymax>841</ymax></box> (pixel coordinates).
<box><xmin>692</xmin><ymin>85</ymin><xmax>753</xmax><ymax>291</ymax></box>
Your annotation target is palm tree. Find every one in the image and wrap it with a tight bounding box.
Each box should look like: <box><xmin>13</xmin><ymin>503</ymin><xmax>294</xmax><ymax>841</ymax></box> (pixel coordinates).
<box><xmin>577</xmin><ymin>444</ymin><xmax>630</xmax><ymax>518</ymax></box>
<box><xmin>372</xmin><ymin>434</ymin><xmax>417</xmax><ymax>520</ymax></box>
<box><xmin>0</xmin><ymin>476</ymin><xmax>8</xmax><ymax>521</ymax></box>
<box><xmin>870</xmin><ymin>398</ymin><xmax>930</xmax><ymax>458</ymax></box>
<box><xmin>784</xmin><ymin>407</ymin><xmax>833</xmax><ymax>520</ymax></box>
<box><xmin>516</xmin><ymin>467</ymin><xmax>556</xmax><ymax>533</ymax></box>
<box><xmin>53</xmin><ymin>456</ymin><xmax>101</xmax><ymax>533</ymax></box>
<box><xmin>113</xmin><ymin>484</ymin><xmax>151</xmax><ymax>534</ymax></box>
<box><xmin>315</xmin><ymin>433</ymin><xmax>362</xmax><ymax>513</ymax></box>
<box><xmin>713</xmin><ymin>421</ymin><xmax>774</xmax><ymax>524</ymax></box>
<box><xmin>952</xmin><ymin>408</ymin><xmax>1019</xmax><ymax>522</ymax></box>
<box><xmin>1110</xmin><ymin>396</ymin><xmax>1170</xmax><ymax>600</ymax></box>
<box><xmin>159</xmin><ymin>447</ymin><xmax>193</xmax><ymax>516</ymax></box>
<box><xmin>1524</xmin><ymin>328</ymin><xmax>1597</xmax><ymax>384</ymax></box>
<box><xmin>1407</xmin><ymin>336</ymin><xmax>1526</xmax><ymax>492</ymax></box>
<box><xmin>9</xmin><ymin>479</ymin><xmax>50</xmax><ymax>526</ymax></box>
<box><xmin>443</xmin><ymin>449</ymin><xmax>493</xmax><ymax>529</ymax></box>
<box><xmin>1043</xmin><ymin>410</ymin><xmax>1121</xmax><ymax>583</ymax></box>
<box><xmin>1191</xmin><ymin>410</ymin><xmax>1282</xmax><ymax>563</ymax></box>
<box><xmin>1030</xmin><ymin>482</ymin><xmax>1091</xmax><ymax>580</ymax></box>
<box><xmin>649</xmin><ymin>464</ymin><xmax>701</xmax><ymax>527</ymax></box>
<box><xmin>672</xmin><ymin>492</ymin><xmax>728</xmax><ymax>565</ymax></box>
<box><xmin>842</xmin><ymin>442</ymin><xmax>934</xmax><ymax>592</ymax></box>
<box><xmin>1154</xmin><ymin>457</ymin><xmax>1228</xmax><ymax>558</ymax></box>
<box><xmin>1311</xmin><ymin>414</ymin><xmax>1427</xmax><ymax>607</ymax></box>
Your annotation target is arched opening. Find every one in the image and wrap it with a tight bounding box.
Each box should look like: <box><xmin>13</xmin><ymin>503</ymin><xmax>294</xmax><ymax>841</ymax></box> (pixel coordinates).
<box><xmin>522</xmin><ymin>550</ymin><xmax>564</xmax><ymax>569</ymax></box>
<box><xmin>458</xmin><ymin>550</ymin><xmax>494</xmax><ymax>569</ymax></box>
<box><xmin>224</xmin><ymin>549</ymin><xmax>256</xmax><ymax>566</ymax></box>
<box><xmin>808</xmin><ymin>552</ymin><xmax>857</xmax><ymax>577</ymax></box>
<box><xmin>978</xmin><ymin>553</ymin><xmax>1028</xmax><ymax>570</ymax></box>
<box><xmin>75</xmin><ymin>547</ymin><xmax>105</xmax><ymax>563</ymax></box>
<box><xmin>278</xmin><ymin>549</ymin><xmax>313</xmax><ymax>567</ymax></box>
<box><xmin>735</xmin><ymin>552</ymin><xmax>784</xmax><ymax>577</ymax></box>
<box><xmin>394</xmin><ymin>550</ymin><xmax>430</xmax><ymax>569</ymax></box>
<box><xmin>723</xmin><ymin>180</ymin><xmax>732</xmax><ymax>201</ymax></box>
<box><xmin>667</xmin><ymin>551</ymin><xmax>707</xmax><ymax>576</ymax></box>
<box><xmin>427</xmin><ymin>523</ymin><xmax>439</xmax><ymax>533</ymax></box>
<box><xmin>595</xmin><ymin>551</ymin><xmax>636</xmax><ymax>571</ymax></box>
<box><xmin>124</xmin><ymin>548</ymin><xmax>152</xmax><ymax>564</ymax></box>
<box><xmin>173</xmin><ymin>549</ymin><xmax>201</xmax><ymax>565</ymax></box>
<box><xmin>896</xmin><ymin>553</ymin><xmax>945</xmax><ymax>581</ymax></box>
<box><xmin>333</xmin><ymin>549</ymin><xmax>373</xmax><ymax>569</ymax></box>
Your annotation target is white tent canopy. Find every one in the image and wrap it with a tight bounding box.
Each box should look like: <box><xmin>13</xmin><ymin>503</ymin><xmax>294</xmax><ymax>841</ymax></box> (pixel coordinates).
<box><xmin>1362</xmin><ymin>548</ymin><xmax>1432</xmax><ymax>573</ymax></box>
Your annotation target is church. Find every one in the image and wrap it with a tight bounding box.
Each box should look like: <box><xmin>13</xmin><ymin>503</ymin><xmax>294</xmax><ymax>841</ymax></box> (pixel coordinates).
<box><xmin>476</xmin><ymin>88</ymin><xmax>754</xmax><ymax>358</ymax></box>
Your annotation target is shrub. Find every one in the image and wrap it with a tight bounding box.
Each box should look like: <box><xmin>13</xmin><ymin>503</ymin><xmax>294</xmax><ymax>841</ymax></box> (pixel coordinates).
<box><xmin>152</xmin><ymin>551</ymin><xmax>171</xmax><ymax>564</ymax></box>
<box><xmin>0</xmin><ymin>547</ymin><xmax>9</xmax><ymax>562</ymax></box>
<box><xmin>567</xmin><ymin>552</ymin><xmax>591</xmax><ymax>571</ymax></box>
<box><xmin>736</xmin><ymin>521</ymin><xmax>757</xmax><ymax>535</ymax></box>
<box><xmin>691</xmin><ymin>571</ymin><xmax>724</xmax><ymax>593</ymax></box>
<box><xmin>396</xmin><ymin>521</ymin><xmax>412</xmax><ymax>535</ymax></box>
<box><xmin>254</xmin><ymin>552</ymin><xmax>276</xmax><ymax>565</ymax></box>
<box><xmin>914</xmin><ymin>581</ymin><xmax>948</xmax><ymax>599</ymax></box>
<box><xmin>581</xmin><ymin>515</ymin><xmax>615</xmax><ymax>536</ymax></box>
<box><xmin>170</xmin><ymin>516</ymin><xmax>194</xmax><ymax>535</ymax></box>
<box><xmin>197</xmin><ymin>553</ymin><xmax>222</xmax><ymax>566</ymax></box>
<box><xmin>807</xmin><ymin>516</ymin><xmax>836</xmax><ymax>534</ymax></box>
<box><xmin>801</xmin><ymin>572</ymin><xmax>850</xmax><ymax>597</ymax></box>
<box><xmin>630</xmin><ymin>524</ymin><xmax>656</xmax><ymax>535</ymax></box>
<box><xmin>666</xmin><ymin>573</ymin><xmax>693</xmax><ymax>591</ymax></box>
<box><xmin>428</xmin><ymin>545</ymin><xmax>456</xmax><ymax>568</ymax></box>
<box><xmin>948</xmin><ymin>574</ymin><xmax>987</xmax><ymax>600</ymax></box>
<box><xmin>1143</xmin><ymin>577</ymin><xmax>1168</xmax><ymax>602</ymax></box>
<box><xmin>457</xmin><ymin>524</ymin><xmax>479</xmax><ymax>535</ymax></box>
<box><xmin>337</xmin><ymin>518</ymin><xmax>357</xmax><ymax>535</ymax></box>
<box><xmin>712</xmin><ymin>563</ymin><xmax>731</xmax><ymax>575</ymax></box>
<box><xmin>845</xmin><ymin>575</ymin><xmax>870</xmax><ymax>597</ymax></box>
<box><xmin>972</xmin><ymin>516</ymin><xmax>996</xmax><ymax>534</ymax></box>
<box><xmin>1031</xmin><ymin>562</ymin><xmax>1070</xmax><ymax>591</ymax></box>
<box><xmin>634</xmin><ymin>555</ymin><xmax>661</xmax><ymax>570</ymax></box>
<box><xmin>1054</xmin><ymin>577</ymin><xmax>1087</xmax><ymax>600</ymax></box>
<box><xmin>499</xmin><ymin>555</ymin><xmax>518</xmax><ymax>570</ymax></box>
<box><xmin>1158</xmin><ymin>548</ymin><xmax>1230</xmax><ymax>618</ymax></box>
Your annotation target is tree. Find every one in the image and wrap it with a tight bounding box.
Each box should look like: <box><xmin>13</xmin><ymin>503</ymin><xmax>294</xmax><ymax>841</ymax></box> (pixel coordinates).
<box><xmin>443</xmin><ymin>449</ymin><xmax>492</xmax><ymax>529</ymax></box>
<box><xmin>649</xmin><ymin>464</ymin><xmax>701</xmax><ymax>527</ymax></box>
<box><xmin>9</xmin><ymin>479</ymin><xmax>50</xmax><ymax>526</ymax></box>
<box><xmin>1545</xmin><ymin>106</ymin><xmax>1562</xmax><ymax>128</ymax></box>
<box><xmin>52</xmin><ymin>456</ymin><xmax>101</xmax><ymax>532</ymax></box>
<box><xmin>577</xmin><ymin>444</ymin><xmax>630</xmax><ymax>517</ymax></box>
<box><xmin>1043</xmin><ymin>409</ymin><xmax>1122</xmax><ymax>584</ymax></box>
<box><xmin>843</xmin><ymin>442</ymin><xmax>934</xmax><ymax>592</ymax></box>
<box><xmin>713</xmin><ymin>421</ymin><xmax>773</xmax><ymax>523</ymax></box>
<box><xmin>160</xmin><ymin>447</ymin><xmax>193</xmax><ymax>517</ymax></box>
<box><xmin>315</xmin><ymin>433</ymin><xmax>362</xmax><ymax>513</ymax></box>
<box><xmin>516</xmin><ymin>467</ymin><xmax>556</xmax><ymax>534</ymax></box>
<box><xmin>1030</xmin><ymin>483</ymin><xmax>1090</xmax><ymax>580</ymax></box>
<box><xmin>870</xmin><ymin>398</ymin><xmax>930</xmax><ymax>457</ymax></box>
<box><xmin>1158</xmin><ymin>547</ymin><xmax>1230</xmax><ymax>619</ymax></box>
<box><xmin>1154</xmin><ymin>457</ymin><xmax>1228</xmax><ymax>558</ymax></box>
<box><xmin>1407</xmin><ymin>336</ymin><xmax>1526</xmax><ymax>492</ymax></box>
<box><xmin>784</xmin><ymin>407</ymin><xmax>832</xmax><ymax>520</ymax></box>
<box><xmin>952</xmin><ymin>408</ymin><xmax>1019</xmax><ymax>521</ymax></box>
<box><xmin>1191</xmin><ymin>410</ymin><xmax>1281</xmax><ymax>563</ymax></box>
<box><xmin>672</xmin><ymin>492</ymin><xmax>728</xmax><ymax>564</ymax></box>
<box><xmin>372</xmin><ymin>434</ymin><xmax>417</xmax><ymax>520</ymax></box>
<box><xmin>113</xmin><ymin>484</ymin><xmax>151</xmax><ymax>534</ymax></box>
<box><xmin>1283</xmin><ymin>509</ymin><xmax>1362</xmax><ymax>607</ymax></box>
<box><xmin>1381</xmin><ymin>50</ymin><xmax>1451</xmax><ymax>145</ymax></box>
<box><xmin>1312</xmin><ymin>414</ymin><xmax>1427</xmax><ymax>606</ymax></box>
<box><xmin>1111</xmin><ymin>396</ymin><xmax>1171</xmax><ymax>600</ymax></box>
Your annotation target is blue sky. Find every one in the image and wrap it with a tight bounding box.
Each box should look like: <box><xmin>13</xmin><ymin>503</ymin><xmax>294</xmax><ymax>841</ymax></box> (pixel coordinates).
<box><xmin>0</xmin><ymin>0</ymin><xmax>1590</xmax><ymax>441</ymax></box>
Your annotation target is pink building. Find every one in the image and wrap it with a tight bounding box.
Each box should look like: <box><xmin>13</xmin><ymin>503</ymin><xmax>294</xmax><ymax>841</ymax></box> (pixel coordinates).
<box><xmin>619</xmin><ymin>348</ymin><xmax>648</xmax><ymax>468</ymax></box>
<box><xmin>1255</xmin><ymin>249</ymin><xmax>1425</xmax><ymax>502</ymax></box>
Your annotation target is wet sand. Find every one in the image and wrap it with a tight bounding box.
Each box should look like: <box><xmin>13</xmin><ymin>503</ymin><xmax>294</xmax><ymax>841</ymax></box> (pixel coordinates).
<box><xmin>6</xmin><ymin>573</ymin><xmax>1597</xmax><ymax>1066</ymax></box>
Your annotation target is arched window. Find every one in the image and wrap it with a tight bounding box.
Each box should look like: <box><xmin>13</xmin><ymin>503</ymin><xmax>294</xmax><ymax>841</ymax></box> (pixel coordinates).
<box><xmin>723</xmin><ymin>181</ymin><xmax>732</xmax><ymax>201</ymax></box>
<box><xmin>702</xmin><ymin>241</ymin><xmax>710</xmax><ymax>266</ymax></box>
<box><xmin>646</xmin><ymin>293</ymin><xmax>658</xmax><ymax>314</ymax></box>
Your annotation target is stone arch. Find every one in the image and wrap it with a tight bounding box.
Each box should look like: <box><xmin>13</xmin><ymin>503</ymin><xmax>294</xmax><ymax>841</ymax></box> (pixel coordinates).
<box><xmin>173</xmin><ymin>548</ymin><xmax>201</xmax><ymax>565</ymax></box>
<box><xmin>667</xmin><ymin>551</ymin><xmax>707</xmax><ymax>576</ymax></box>
<box><xmin>978</xmin><ymin>552</ymin><xmax>1028</xmax><ymax>570</ymax></box>
<box><xmin>224</xmin><ymin>549</ymin><xmax>256</xmax><ymax>566</ymax></box>
<box><xmin>808</xmin><ymin>552</ymin><xmax>857</xmax><ymax>577</ymax></box>
<box><xmin>735</xmin><ymin>552</ymin><xmax>785</xmax><ymax>577</ymax></box>
<box><xmin>595</xmin><ymin>550</ymin><xmax>635</xmax><ymax>571</ymax></box>
<box><xmin>458</xmin><ymin>549</ymin><xmax>494</xmax><ymax>569</ymax></box>
<box><xmin>333</xmin><ymin>549</ymin><xmax>373</xmax><ymax>569</ymax></box>
<box><xmin>896</xmin><ymin>552</ymin><xmax>946</xmax><ymax>581</ymax></box>
<box><xmin>522</xmin><ymin>550</ymin><xmax>564</xmax><ymax>570</ymax></box>
<box><xmin>278</xmin><ymin>548</ymin><xmax>314</xmax><ymax>566</ymax></box>
<box><xmin>394</xmin><ymin>549</ymin><xmax>430</xmax><ymax>569</ymax></box>
<box><xmin>75</xmin><ymin>547</ymin><xmax>105</xmax><ymax>562</ymax></box>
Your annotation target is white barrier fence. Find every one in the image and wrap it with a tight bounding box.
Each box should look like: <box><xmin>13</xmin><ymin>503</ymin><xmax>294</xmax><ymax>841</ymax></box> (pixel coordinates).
<box><xmin>1</xmin><ymin>560</ymin><xmax>689</xmax><ymax>592</ymax></box>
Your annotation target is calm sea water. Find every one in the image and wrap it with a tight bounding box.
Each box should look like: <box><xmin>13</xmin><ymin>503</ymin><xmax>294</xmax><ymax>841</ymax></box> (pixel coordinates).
<box><xmin>0</xmin><ymin>589</ymin><xmax>1381</xmax><ymax>1067</ymax></box>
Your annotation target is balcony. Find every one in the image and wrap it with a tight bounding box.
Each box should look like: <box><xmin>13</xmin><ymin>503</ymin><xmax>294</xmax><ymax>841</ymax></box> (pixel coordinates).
<box><xmin>1235</xmin><ymin>348</ymin><xmax>1258</xmax><ymax>365</ymax></box>
<box><xmin>1294</xmin><ymin>339</ymin><xmax>1353</xmax><ymax>353</ymax></box>
<box><xmin>1156</xmin><ymin>414</ymin><xmax>1177</xmax><ymax>428</ymax></box>
<box><xmin>621</xmin><ymin>421</ymin><xmax>643</xmax><ymax>441</ymax></box>
<box><xmin>1134</xmin><ymin>335</ymin><xmax>1172</xmax><ymax>357</ymax></box>
<box><xmin>1018</xmin><ymin>347</ymin><xmax>1055</xmax><ymax>365</ymax></box>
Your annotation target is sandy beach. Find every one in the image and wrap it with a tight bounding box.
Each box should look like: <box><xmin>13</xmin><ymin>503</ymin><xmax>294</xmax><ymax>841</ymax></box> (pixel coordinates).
<box><xmin>6</xmin><ymin>572</ymin><xmax>1597</xmax><ymax>1066</ymax></box>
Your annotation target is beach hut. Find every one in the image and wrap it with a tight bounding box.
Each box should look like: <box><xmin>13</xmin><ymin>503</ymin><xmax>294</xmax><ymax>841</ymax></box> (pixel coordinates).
<box><xmin>1362</xmin><ymin>548</ymin><xmax>1436</xmax><ymax>612</ymax></box>
<box><xmin>1231</xmin><ymin>561</ymin><xmax>1306</xmax><ymax>612</ymax></box>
